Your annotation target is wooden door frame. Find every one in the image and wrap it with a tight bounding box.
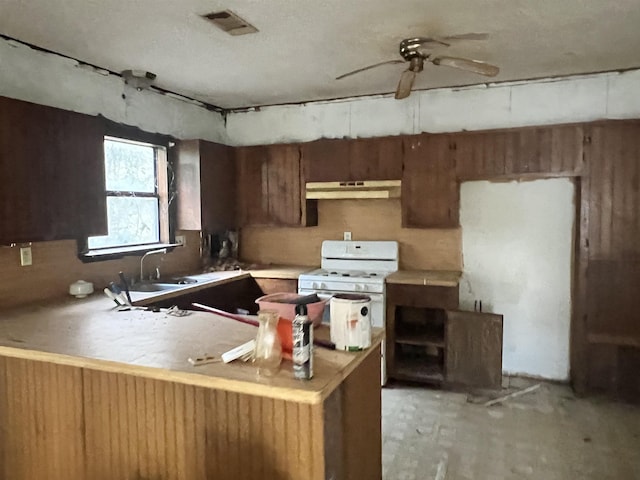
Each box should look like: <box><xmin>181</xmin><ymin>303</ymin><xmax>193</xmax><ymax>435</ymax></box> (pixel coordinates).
<box><xmin>457</xmin><ymin>174</ymin><xmax>585</xmax><ymax>390</ymax></box>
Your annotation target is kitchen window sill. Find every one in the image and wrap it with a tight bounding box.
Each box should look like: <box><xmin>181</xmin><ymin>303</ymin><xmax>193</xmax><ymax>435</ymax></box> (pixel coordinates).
<box><xmin>79</xmin><ymin>243</ymin><xmax>181</xmax><ymax>263</ymax></box>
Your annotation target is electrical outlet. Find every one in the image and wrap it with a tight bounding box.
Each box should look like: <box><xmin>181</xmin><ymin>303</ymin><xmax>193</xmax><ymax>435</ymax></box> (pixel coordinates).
<box><xmin>20</xmin><ymin>247</ymin><xmax>32</xmax><ymax>266</ymax></box>
<box><xmin>176</xmin><ymin>235</ymin><xmax>186</xmax><ymax>246</ymax></box>
<box><xmin>343</xmin><ymin>231</ymin><xmax>352</xmax><ymax>241</ymax></box>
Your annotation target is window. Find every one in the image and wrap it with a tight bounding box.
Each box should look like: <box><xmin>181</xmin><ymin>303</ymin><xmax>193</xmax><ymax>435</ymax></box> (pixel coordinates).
<box><xmin>87</xmin><ymin>136</ymin><xmax>170</xmax><ymax>252</ymax></box>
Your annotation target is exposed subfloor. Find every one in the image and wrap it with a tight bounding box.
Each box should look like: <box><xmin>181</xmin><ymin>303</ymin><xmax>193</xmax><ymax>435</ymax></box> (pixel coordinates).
<box><xmin>382</xmin><ymin>378</ymin><xmax>640</xmax><ymax>480</ymax></box>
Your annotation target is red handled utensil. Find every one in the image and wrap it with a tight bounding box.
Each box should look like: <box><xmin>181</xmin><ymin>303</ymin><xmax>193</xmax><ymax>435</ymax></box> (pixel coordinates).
<box><xmin>191</xmin><ymin>303</ymin><xmax>336</xmax><ymax>351</ymax></box>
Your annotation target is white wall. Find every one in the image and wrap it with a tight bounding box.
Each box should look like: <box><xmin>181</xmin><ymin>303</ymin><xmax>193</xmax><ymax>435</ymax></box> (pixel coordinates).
<box><xmin>0</xmin><ymin>37</ymin><xmax>228</xmax><ymax>142</ymax></box>
<box><xmin>459</xmin><ymin>179</ymin><xmax>575</xmax><ymax>380</ymax></box>
<box><xmin>225</xmin><ymin>69</ymin><xmax>640</xmax><ymax>145</ymax></box>
<box><xmin>3</xmin><ymin>35</ymin><xmax>639</xmax><ymax>147</ymax></box>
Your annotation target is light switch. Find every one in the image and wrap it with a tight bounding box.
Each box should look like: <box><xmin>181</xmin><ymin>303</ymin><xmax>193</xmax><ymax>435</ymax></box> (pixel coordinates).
<box><xmin>20</xmin><ymin>247</ymin><xmax>32</xmax><ymax>266</ymax></box>
<box><xmin>344</xmin><ymin>231</ymin><xmax>352</xmax><ymax>241</ymax></box>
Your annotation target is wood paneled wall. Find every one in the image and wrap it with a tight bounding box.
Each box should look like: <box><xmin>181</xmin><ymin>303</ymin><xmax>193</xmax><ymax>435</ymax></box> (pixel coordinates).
<box><xmin>581</xmin><ymin>122</ymin><xmax>640</xmax><ymax>399</ymax></box>
<box><xmin>586</xmin><ymin>124</ymin><xmax>640</xmax><ymax>260</ymax></box>
<box><xmin>0</xmin><ymin>231</ymin><xmax>202</xmax><ymax>309</ymax></box>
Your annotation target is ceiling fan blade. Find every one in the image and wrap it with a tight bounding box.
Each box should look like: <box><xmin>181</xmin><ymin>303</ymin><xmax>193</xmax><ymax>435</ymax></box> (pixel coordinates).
<box><xmin>394</xmin><ymin>69</ymin><xmax>416</xmax><ymax>100</ymax></box>
<box><xmin>441</xmin><ymin>32</ymin><xmax>490</xmax><ymax>41</ymax></box>
<box><xmin>335</xmin><ymin>59</ymin><xmax>404</xmax><ymax>80</ymax></box>
<box><xmin>431</xmin><ymin>56</ymin><xmax>499</xmax><ymax>77</ymax></box>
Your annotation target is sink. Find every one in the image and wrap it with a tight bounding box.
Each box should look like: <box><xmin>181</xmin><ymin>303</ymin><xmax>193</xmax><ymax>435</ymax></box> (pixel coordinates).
<box><xmin>166</xmin><ymin>276</ymin><xmax>199</xmax><ymax>285</ymax></box>
<box><xmin>129</xmin><ymin>282</ymin><xmax>183</xmax><ymax>292</ymax></box>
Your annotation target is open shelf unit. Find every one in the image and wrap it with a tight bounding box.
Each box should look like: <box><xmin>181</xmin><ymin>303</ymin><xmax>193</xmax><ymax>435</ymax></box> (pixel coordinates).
<box><xmin>392</xmin><ymin>305</ymin><xmax>447</xmax><ymax>385</ymax></box>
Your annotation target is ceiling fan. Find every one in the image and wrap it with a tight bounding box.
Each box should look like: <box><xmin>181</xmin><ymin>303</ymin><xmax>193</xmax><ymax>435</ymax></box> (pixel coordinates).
<box><xmin>336</xmin><ymin>33</ymin><xmax>500</xmax><ymax>100</ymax></box>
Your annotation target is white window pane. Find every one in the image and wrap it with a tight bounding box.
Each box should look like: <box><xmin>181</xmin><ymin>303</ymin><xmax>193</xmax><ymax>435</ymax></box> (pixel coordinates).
<box><xmin>88</xmin><ymin>197</ymin><xmax>159</xmax><ymax>249</ymax></box>
<box><xmin>104</xmin><ymin>139</ymin><xmax>156</xmax><ymax>193</ymax></box>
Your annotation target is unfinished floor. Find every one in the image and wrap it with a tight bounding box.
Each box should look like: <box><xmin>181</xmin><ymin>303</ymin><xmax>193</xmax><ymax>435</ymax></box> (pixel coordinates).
<box><xmin>382</xmin><ymin>379</ymin><xmax>640</xmax><ymax>480</ymax></box>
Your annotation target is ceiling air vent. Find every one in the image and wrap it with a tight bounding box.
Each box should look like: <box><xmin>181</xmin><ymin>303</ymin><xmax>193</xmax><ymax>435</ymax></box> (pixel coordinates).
<box><xmin>202</xmin><ymin>10</ymin><xmax>258</xmax><ymax>36</ymax></box>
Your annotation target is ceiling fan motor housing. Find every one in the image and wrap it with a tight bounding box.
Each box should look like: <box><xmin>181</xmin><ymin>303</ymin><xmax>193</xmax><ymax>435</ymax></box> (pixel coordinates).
<box><xmin>399</xmin><ymin>37</ymin><xmax>433</xmax><ymax>60</ymax></box>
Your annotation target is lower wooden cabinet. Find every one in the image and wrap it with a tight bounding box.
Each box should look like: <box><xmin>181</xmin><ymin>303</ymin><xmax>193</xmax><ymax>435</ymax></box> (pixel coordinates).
<box><xmin>386</xmin><ymin>283</ymin><xmax>503</xmax><ymax>389</ymax></box>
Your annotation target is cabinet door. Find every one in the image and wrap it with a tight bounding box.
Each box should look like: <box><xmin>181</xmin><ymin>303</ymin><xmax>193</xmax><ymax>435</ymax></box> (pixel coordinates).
<box><xmin>236</xmin><ymin>144</ymin><xmax>311</xmax><ymax>227</ymax></box>
<box><xmin>200</xmin><ymin>141</ymin><xmax>236</xmax><ymax>232</ymax></box>
<box><xmin>265</xmin><ymin>144</ymin><xmax>304</xmax><ymax>226</ymax></box>
<box><xmin>445</xmin><ymin>310</ymin><xmax>503</xmax><ymax>389</ymax></box>
<box><xmin>236</xmin><ymin>145</ymin><xmax>269</xmax><ymax>226</ymax></box>
<box><xmin>52</xmin><ymin>108</ymin><xmax>106</xmax><ymax>238</ymax></box>
<box><xmin>0</xmin><ymin>97</ymin><xmax>105</xmax><ymax>243</ymax></box>
<box><xmin>176</xmin><ymin>140</ymin><xmax>236</xmax><ymax>232</ymax></box>
<box><xmin>301</xmin><ymin>138</ymin><xmax>350</xmax><ymax>182</ymax></box>
<box><xmin>349</xmin><ymin>137</ymin><xmax>403</xmax><ymax>180</ymax></box>
<box><xmin>402</xmin><ymin>134</ymin><xmax>459</xmax><ymax>228</ymax></box>
<box><xmin>302</xmin><ymin>136</ymin><xmax>403</xmax><ymax>182</ymax></box>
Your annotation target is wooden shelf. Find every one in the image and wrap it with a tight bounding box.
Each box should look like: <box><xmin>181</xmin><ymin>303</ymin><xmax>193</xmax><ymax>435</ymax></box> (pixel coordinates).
<box><xmin>395</xmin><ymin>333</ymin><xmax>444</xmax><ymax>348</ymax></box>
<box><xmin>393</xmin><ymin>358</ymin><xmax>444</xmax><ymax>384</ymax></box>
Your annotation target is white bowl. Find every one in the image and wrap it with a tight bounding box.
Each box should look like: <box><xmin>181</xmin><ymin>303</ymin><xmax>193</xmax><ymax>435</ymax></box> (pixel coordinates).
<box><xmin>69</xmin><ymin>280</ymin><xmax>94</xmax><ymax>298</ymax></box>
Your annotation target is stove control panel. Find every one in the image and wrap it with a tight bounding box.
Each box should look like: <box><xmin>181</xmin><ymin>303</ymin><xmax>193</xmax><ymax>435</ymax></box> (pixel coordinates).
<box><xmin>298</xmin><ymin>278</ymin><xmax>385</xmax><ymax>294</ymax></box>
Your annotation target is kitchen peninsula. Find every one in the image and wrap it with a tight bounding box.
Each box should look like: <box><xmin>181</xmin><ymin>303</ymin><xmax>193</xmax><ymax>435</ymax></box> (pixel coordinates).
<box><xmin>0</xmin><ymin>294</ymin><xmax>382</xmax><ymax>480</ymax></box>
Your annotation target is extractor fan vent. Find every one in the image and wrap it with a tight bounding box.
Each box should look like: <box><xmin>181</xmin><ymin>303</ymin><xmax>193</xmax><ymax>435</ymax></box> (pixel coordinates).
<box><xmin>202</xmin><ymin>10</ymin><xmax>258</xmax><ymax>36</ymax></box>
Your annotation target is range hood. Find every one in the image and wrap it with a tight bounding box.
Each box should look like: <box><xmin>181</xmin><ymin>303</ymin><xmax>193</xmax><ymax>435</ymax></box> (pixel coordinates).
<box><xmin>305</xmin><ymin>180</ymin><xmax>401</xmax><ymax>200</ymax></box>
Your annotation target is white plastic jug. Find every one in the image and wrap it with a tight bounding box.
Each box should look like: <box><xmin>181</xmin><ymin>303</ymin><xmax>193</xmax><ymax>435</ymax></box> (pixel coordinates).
<box><xmin>330</xmin><ymin>294</ymin><xmax>372</xmax><ymax>351</ymax></box>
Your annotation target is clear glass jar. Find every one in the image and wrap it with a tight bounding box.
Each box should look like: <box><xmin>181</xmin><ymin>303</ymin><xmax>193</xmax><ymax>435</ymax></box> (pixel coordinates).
<box><xmin>253</xmin><ymin>310</ymin><xmax>282</xmax><ymax>377</ymax></box>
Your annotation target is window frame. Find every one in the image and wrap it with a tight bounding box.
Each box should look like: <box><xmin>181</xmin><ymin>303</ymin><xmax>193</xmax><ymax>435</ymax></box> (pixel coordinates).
<box><xmin>78</xmin><ymin>121</ymin><xmax>178</xmax><ymax>262</ymax></box>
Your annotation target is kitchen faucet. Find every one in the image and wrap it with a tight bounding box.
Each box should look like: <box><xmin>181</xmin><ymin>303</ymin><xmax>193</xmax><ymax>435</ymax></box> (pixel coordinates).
<box><xmin>140</xmin><ymin>248</ymin><xmax>167</xmax><ymax>281</ymax></box>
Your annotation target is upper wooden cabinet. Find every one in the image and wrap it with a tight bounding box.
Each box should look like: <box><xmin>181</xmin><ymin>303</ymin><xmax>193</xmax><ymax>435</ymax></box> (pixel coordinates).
<box><xmin>0</xmin><ymin>96</ymin><xmax>106</xmax><ymax>244</ymax></box>
<box><xmin>236</xmin><ymin>144</ymin><xmax>317</xmax><ymax>227</ymax></box>
<box><xmin>302</xmin><ymin>136</ymin><xmax>403</xmax><ymax>182</ymax></box>
<box><xmin>176</xmin><ymin>140</ymin><xmax>236</xmax><ymax>233</ymax></box>
<box><xmin>454</xmin><ymin>125</ymin><xmax>585</xmax><ymax>179</ymax></box>
<box><xmin>402</xmin><ymin>134</ymin><xmax>459</xmax><ymax>228</ymax></box>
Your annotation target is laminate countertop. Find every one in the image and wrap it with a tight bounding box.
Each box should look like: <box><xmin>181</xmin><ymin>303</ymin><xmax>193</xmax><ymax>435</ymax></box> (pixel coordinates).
<box><xmin>386</xmin><ymin>270</ymin><xmax>462</xmax><ymax>287</ymax></box>
<box><xmin>247</xmin><ymin>264</ymin><xmax>316</xmax><ymax>279</ymax></box>
<box><xmin>0</xmin><ymin>293</ymin><xmax>381</xmax><ymax>405</ymax></box>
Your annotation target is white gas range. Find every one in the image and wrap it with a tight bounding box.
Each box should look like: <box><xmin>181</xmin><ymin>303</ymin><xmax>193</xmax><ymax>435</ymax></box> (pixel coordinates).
<box><xmin>298</xmin><ymin>240</ymin><xmax>399</xmax><ymax>383</ymax></box>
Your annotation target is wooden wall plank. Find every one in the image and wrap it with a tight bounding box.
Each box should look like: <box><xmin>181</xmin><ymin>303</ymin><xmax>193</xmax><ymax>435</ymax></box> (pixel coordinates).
<box><xmin>586</xmin><ymin>123</ymin><xmax>640</xmax><ymax>260</ymax></box>
<box><xmin>0</xmin><ymin>358</ymin><xmax>85</xmax><ymax>480</ymax></box>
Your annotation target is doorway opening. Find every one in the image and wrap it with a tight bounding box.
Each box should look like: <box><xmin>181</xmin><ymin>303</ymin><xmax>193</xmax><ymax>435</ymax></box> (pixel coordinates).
<box><xmin>459</xmin><ymin>178</ymin><xmax>575</xmax><ymax>380</ymax></box>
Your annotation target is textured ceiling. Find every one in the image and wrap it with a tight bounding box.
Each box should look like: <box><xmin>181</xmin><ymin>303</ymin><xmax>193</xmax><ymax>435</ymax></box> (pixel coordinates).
<box><xmin>1</xmin><ymin>0</ymin><xmax>639</xmax><ymax>109</ymax></box>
